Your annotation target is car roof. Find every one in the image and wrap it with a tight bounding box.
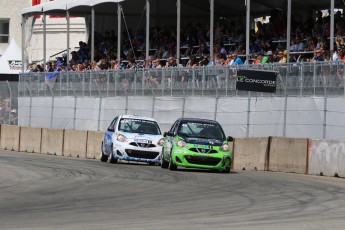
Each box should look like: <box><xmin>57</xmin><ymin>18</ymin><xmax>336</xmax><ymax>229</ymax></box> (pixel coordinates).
<box><xmin>119</xmin><ymin>114</ymin><xmax>158</xmax><ymax>122</ymax></box>
<box><xmin>177</xmin><ymin>118</ymin><xmax>220</xmax><ymax>125</ymax></box>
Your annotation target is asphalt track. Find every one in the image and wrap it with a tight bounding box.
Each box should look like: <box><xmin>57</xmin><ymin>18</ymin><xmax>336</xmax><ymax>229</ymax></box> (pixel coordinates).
<box><xmin>1</xmin><ymin>150</ymin><xmax>345</xmax><ymax>230</ymax></box>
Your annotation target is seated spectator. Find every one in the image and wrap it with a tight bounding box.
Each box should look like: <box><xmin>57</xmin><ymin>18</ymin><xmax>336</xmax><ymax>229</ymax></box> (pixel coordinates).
<box><xmin>230</xmin><ymin>53</ymin><xmax>243</xmax><ymax>65</ymax></box>
<box><xmin>312</xmin><ymin>49</ymin><xmax>324</xmax><ymax>62</ymax></box>
<box><xmin>165</xmin><ymin>56</ymin><xmax>177</xmax><ymax>67</ymax></box>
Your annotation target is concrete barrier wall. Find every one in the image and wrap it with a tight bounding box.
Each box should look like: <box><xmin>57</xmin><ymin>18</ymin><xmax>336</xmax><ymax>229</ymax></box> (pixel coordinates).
<box><xmin>63</xmin><ymin>130</ymin><xmax>87</xmax><ymax>158</ymax></box>
<box><xmin>19</xmin><ymin>126</ymin><xmax>42</xmax><ymax>153</ymax></box>
<box><xmin>269</xmin><ymin>137</ymin><xmax>308</xmax><ymax>174</ymax></box>
<box><xmin>0</xmin><ymin>125</ymin><xmax>20</xmax><ymax>151</ymax></box>
<box><xmin>86</xmin><ymin>131</ymin><xmax>104</xmax><ymax>160</ymax></box>
<box><xmin>309</xmin><ymin>140</ymin><xmax>345</xmax><ymax>177</ymax></box>
<box><xmin>233</xmin><ymin>137</ymin><xmax>269</xmax><ymax>171</ymax></box>
<box><xmin>41</xmin><ymin>128</ymin><xmax>64</xmax><ymax>156</ymax></box>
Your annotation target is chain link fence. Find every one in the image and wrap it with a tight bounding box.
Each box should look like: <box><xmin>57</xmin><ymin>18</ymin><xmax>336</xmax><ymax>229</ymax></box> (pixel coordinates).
<box><xmin>18</xmin><ymin>62</ymin><xmax>345</xmax><ymax>98</ymax></box>
<box><xmin>0</xmin><ymin>81</ymin><xmax>18</xmax><ymax>125</ymax></box>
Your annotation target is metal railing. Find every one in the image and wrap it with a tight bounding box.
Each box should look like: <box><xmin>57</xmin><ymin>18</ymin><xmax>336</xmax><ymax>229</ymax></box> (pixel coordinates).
<box><xmin>18</xmin><ymin>62</ymin><xmax>345</xmax><ymax>98</ymax></box>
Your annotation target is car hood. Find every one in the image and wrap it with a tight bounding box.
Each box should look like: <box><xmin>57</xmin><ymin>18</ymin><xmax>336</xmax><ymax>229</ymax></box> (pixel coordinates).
<box><xmin>185</xmin><ymin>137</ymin><xmax>224</xmax><ymax>146</ymax></box>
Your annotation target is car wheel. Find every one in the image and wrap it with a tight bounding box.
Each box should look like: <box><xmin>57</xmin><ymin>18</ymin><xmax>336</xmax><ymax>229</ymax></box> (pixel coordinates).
<box><xmin>222</xmin><ymin>166</ymin><xmax>230</xmax><ymax>173</ymax></box>
<box><xmin>109</xmin><ymin>145</ymin><xmax>118</xmax><ymax>164</ymax></box>
<box><xmin>100</xmin><ymin>142</ymin><xmax>108</xmax><ymax>162</ymax></box>
<box><xmin>161</xmin><ymin>148</ymin><xmax>169</xmax><ymax>169</ymax></box>
<box><xmin>168</xmin><ymin>153</ymin><xmax>177</xmax><ymax>171</ymax></box>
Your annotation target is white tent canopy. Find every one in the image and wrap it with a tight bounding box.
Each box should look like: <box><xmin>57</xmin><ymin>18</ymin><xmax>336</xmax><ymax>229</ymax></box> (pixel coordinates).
<box><xmin>0</xmin><ymin>38</ymin><xmax>22</xmax><ymax>74</ymax></box>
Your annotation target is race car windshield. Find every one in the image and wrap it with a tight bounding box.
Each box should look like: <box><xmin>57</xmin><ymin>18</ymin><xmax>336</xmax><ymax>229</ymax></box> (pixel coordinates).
<box><xmin>119</xmin><ymin>118</ymin><xmax>161</xmax><ymax>135</ymax></box>
<box><xmin>177</xmin><ymin>122</ymin><xmax>225</xmax><ymax>140</ymax></box>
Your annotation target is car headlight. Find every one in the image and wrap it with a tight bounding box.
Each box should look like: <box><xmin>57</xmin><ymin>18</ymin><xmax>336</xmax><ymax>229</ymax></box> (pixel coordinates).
<box><xmin>220</xmin><ymin>143</ymin><xmax>230</xmax><ymax>152</ymax></box>
<box><xmin>117</xmin><ymin>134</ymin><xmax>128</xmax><ymax>142</ymax></box>
<box><xmin>177</xmin><ymin>139</ymin><xmax>187</xmax><ymax>148</ymax></box>
<box><xmin>157</xmin><ymin>138</ymin><xmax>164</xmax><ymax>146</ymax></box>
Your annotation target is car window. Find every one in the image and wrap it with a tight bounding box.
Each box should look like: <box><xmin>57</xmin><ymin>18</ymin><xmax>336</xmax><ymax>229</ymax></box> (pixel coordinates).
<box><xmin>108</xmin><ymin>116</ymin><xmax>118</xmax><ymax>131</ymax></box>
<box><xmin>118</xmin><ymin>118</ymin><xmax>161</xmax><ymax>135</ymax></box>
<box><xmin>170</xmin><ymin>120</ymin><xmax>179</xmax><ymax>133</ymax></box>
<box><xmin>177</xmin><ymin>121</ymin><xmax>225</xmax><ymax>140</ymax></box>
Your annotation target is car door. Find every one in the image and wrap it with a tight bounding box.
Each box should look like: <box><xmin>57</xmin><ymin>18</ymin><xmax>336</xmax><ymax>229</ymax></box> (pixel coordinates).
<box><xmin>104</xmin><ymin>116</ymin><xmax>118</xmax><ymax>154</ymax></box>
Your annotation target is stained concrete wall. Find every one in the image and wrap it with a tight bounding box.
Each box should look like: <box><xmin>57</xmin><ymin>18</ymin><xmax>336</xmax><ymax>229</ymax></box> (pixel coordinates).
<box><xmin>0</xmin><ymin>125</ymin><xmax>20</xmax><ymax>151</ymax></box>
<box><xmin>233</xmin><ymin>137</ymin><xmax>269</xmax><ymax>171</ymax></box>
<box><xmin>63</xmin><ymin>130</ymin><xmax>87</xmax><ymax>158</ymax></box>
<box><xmin>41</xmin><ymin>128</ymin><xmax>64</xmax><ymax>156</ymax></box>
<box><xmin>309</xmin><ymin>140</ymin><xmax>345</xmax><ymax>177</ymax></box>
<box><xmin>269</xmin><ymin>137</ymin><xmax>308</xmax><ymax>174</ymax></box>
<box><xmin>19</xmin><ymin>126</ymin><xmax>41</xmax><ymax>153</ymax></box>
<box><xmin>86</xmin><ymin>131</ymin><xmax>104</xmax><ymax>160</ymax></box>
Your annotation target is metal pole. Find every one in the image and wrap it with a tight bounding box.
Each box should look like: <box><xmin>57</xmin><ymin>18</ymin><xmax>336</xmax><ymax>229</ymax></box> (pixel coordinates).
<box><xmin>6</xmin><ymin>81</ymin><xmax>12</xmax><ymax>124</ymax></box>
<box><xmin>210</xmin><ymin>0</ymin><xmax>214</xmax><ymax>65</ymax></box>
<box><xmin>177</xmin><ymin>0</ymin><xmax>181</xmax><ymax>66</ymax></box>
<box><xmin>246</xmin><ymin>91</ymin><xmax>251</xmax><ymax>137</ymax></box>
<box><xmin>67</xmin><ymin>10</ymin><xmax>70</xmax><ymax>67</ymax></box>
<box><xmin>245</xmin><ymin>0</ymin><xmax>250</xmax><ymax>63</ymax></box>
<box><xmin>146</xmin><ymin>0</ymin><xmax>150</xmax><ymax>66</ymax></box>
<box><xmin>283</xmin><ymin>94</ymin><xmax>287</xmax><ymax>137</ymax></box>
<box><xmin>91</xmin><ymin>7</ymin><xmax>95</xmax><ymax>62</ymax></box>
<box><xmin>330</xmin><ymin>0</ymin><xmax>335</xmax><ymax>59</ymax></box>
<box><xmin>43</xmin><ymin>13</ymin><xmax>46</xmax><ymax>70</ymax></box>
<box><xmin>287</xmin><ymin>0</ymin><xmax>291</xmax><ymax>63</ymax></box>
<box><xmin>323</xmin><ymin>93</ymin><xmax>327</xmax><ymax>139</ymax></box>
<box><xmin>117</xmin><ymin>4</ymin><xmax>121</xmax><ymax>62</ymax></box>
<box><xmin>21</xmin><ymin>15</ymin><xmax>25</xmax><ymax>73</ymax></box>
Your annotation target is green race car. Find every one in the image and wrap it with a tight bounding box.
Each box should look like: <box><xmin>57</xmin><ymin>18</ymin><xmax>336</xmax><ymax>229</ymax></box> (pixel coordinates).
<box><xmin>161</xmin><ymin>118</ymin><xmax>233</xmax><ymax>173</ymax></box>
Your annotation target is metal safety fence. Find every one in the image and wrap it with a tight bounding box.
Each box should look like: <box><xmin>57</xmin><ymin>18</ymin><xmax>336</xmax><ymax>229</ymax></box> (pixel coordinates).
<box><xmin>18</xmin><ymin>61</ymin><xmax>345</xmax><ymax>98</ymax></box>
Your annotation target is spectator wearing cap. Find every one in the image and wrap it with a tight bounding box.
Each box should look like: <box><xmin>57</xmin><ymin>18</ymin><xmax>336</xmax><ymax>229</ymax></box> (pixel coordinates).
<box><xmin>265</xmin><ymin>51</ymin><xmax>274</xmax><ymax>63</ymax></box>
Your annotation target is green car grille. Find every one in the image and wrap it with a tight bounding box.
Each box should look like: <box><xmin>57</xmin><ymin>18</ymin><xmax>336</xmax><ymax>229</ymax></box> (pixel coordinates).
<box><xmin>185</xmin><ymin>155</ymin><xmax>221</xmax><ymax>166</ymax></box>
<box><xmin>189</xmin><ymin>147</ymin><xmax>218</xmax><ymax>154</ymax></box>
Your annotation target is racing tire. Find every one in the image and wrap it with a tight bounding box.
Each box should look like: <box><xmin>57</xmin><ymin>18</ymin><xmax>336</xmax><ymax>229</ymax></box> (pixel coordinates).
<box><xmin>168</xmin><ymin>154</ymin><xmax>177</xmax><ymax>171</ymax></box>
<box><xmin>222</xmin><ymin>166</ymin><xmax>230</xmax><ymax>173</ymax></box>
<box><xmin>100</xmin><ymin>142</ymin><xmax>108</xmax><ymax>162</ymax></box>
<box><xmin>109</xmin><ymin>145</ymin><xmax>118</xmax><ymax>164</ymax></box>
<box><xmin>160</xmin><ymin>150</ymin><xmax>169</xmax><ymax>169</ymax></box>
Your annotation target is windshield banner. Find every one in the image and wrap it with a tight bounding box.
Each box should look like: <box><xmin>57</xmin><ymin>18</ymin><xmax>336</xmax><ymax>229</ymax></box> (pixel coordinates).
<box><xmin>236</xmin><ymin>69</ymin><xmax>277</xmax><ymax>93</ymax></box>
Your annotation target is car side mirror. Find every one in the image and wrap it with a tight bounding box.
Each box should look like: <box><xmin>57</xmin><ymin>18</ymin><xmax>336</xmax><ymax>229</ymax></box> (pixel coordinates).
<box><xmin>108</xmin><ymin>128</ymin><xmax>115</xmax><ymax>132</ymax></box>
<box><xmin>227</xmin><ymin>136</ymin><xmax>234</xmax><ymax>142</ymax></box>
<box><xmin>165</xmin><ymin>131</ymin><xmax>174</xmax><ymax>137</ymax></box>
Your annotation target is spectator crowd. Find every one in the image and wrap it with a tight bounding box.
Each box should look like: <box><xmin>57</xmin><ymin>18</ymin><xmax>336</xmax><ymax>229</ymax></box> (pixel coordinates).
<box><xmin>26</xmin><ymin>9</ymin><xmax>345</xmax><ymax>74</ymax></box>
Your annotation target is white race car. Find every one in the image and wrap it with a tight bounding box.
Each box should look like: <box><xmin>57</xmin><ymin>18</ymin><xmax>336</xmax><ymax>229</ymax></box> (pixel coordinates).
<box><xmin>101</xmin><ymin>115</ymin><xmax>164</xmax><ymax>165</ymax></box>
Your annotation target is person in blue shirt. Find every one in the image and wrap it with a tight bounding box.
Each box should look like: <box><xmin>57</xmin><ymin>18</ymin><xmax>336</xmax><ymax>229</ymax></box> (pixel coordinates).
<box><xmin>231</xmin><ymin>53</ymin><xmax>243</xmax><ymax>65</ymax></box>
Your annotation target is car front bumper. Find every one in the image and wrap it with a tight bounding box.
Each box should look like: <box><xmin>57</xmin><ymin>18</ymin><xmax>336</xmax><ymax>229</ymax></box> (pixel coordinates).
<box><xmin>113</xmin><ymin>142</ymin><xmax>162</xmax><ymax>163</ymax></box>
<box><xmin>172</xmin><ymin>150</ymin><xmax>232</xmax><ymax>170</ymax></box>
